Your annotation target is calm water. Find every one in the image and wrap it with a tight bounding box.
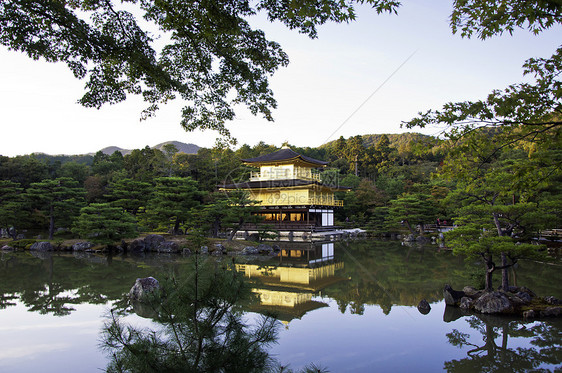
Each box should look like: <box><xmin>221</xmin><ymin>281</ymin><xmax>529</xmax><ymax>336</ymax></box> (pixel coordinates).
<box><xmin>0</xmin><ymin>240</ymin><xmax>560</xmax><ymax>372</ymax></box>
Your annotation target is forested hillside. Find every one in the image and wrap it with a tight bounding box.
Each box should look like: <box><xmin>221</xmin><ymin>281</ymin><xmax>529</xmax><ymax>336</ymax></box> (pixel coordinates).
<box><xmin>0</xmin><ymin>130</ymin><xmax>559</xmax><ymax>248</ymax></box>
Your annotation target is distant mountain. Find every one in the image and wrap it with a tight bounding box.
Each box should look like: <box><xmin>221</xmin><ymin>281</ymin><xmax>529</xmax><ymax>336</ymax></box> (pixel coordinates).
<box><xmin>96</xmin><ymin>141</ymin><xmax>200</xmax><ymax>156</ymax></box>
<box><xmin>99</xmin><ymin>146</ymin><xmax>130</xmax><ymax>156</ymax></box>
<box><xmin>152</xmin><ymin>141</ymin><xmax>200</xmax><ymax>154</ymax></box>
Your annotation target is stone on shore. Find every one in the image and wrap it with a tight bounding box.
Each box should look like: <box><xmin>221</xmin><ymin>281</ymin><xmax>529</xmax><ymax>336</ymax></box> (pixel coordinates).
<box><xmin>443</xmin><ymin>284</ymin><xmax>465</xmax><ymax>306</ymax></box>
<box><xmin>29</xmin><ymin>242</ymin><xmax>53</xmax><ymax>251</ymax></box>
<box><xmin>473</xmin><ymin>291</ymin><xmax>513</xmax><ymax>314</ymax></box>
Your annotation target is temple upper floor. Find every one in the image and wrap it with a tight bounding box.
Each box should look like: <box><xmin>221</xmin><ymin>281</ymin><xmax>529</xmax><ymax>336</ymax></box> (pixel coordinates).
<box><xmin>249</xmin><ymin>165</ymin><xmax>321</xmax><ymax>181</ymax></box>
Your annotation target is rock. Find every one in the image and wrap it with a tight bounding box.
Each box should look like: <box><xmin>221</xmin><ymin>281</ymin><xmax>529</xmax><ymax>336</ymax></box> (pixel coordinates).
<box><xmin>443</xmin><ymin>285</ymin><xmax>466</xmax><ymax>306</ymax></box>
<box><xmin>212</xmin><ymin>243</ymin><xmax>226</xmax><ymax>256</ymax></box>
<box><xmin>182</xmin><ymin>248</ymin><xmax>192</xmax><ymax>255</ymax></box>
<box><xmin>544</xmin><ymin>296</ymin><xmax>562</xmax><ymax>305</ymax></box>
<box><xmin>473</xmin><ymin>291</ymin><xmax>513</xmax><ymax>314</ymax></box>
<box><xmin>1</xmin><ymin>245</ymin><xmax>15</xmax><ymax>251</ymax></box>
<box><xmin>200</xmin><ymin>246</ymin><xmax>209</xmax><ymax>254</ymax></box>
<box><xmin>459</xmin><ymin>297</ymin><xmax>473</xmax><ymax>310</ymax></box>
<box><xmin>129</xmin><ymin>277</ymin><xmax>160</xmax><ymax>301</ymax></box>
<box><xmin>157</xmin><ymin>241</ymin><xmax>180</xmax><ymax>253</ymax></box>
<box><xmin>519</xmin><ymin>286</ymin><xmax>536</xmax><ymax>298</ymax></box>
<box><xmin>72</xmin><ymin>241</ymin><xmax>94</xmax><ymax>251</ymax></box>
<box><xmin>513</xmin><ymin>291</ymin><xmax>533</xmax><ymax>304</ymax></box>
<box><xmin>462</xmin><ymin>286</ymin><xmax>481</xmax><ymax>298</ymax></box>
<box><xmin>129</xmin><ymin>238</ymin><xmax>146</xmax><ymax>252</ymax></box>
<box><xmin>16</xmin><ymin>234</ymin><xmax>25</xmax><ymax>240</ymax></box>
<box><xmin>417</xmin><ymin>299</ymin><xmax>431</xmax><ymax>314</ymax></box>
<box><xmin>523</xmin><ymin>310</ymin><xmax>536</xmax><ymax>319</ymax></box>
<box><xmin>144</xmin><ymin>234</ymin><xmax>165</xmax><ymax>251</ymax></box>
<box><xmin>29</xmin><ymin>242</ymin><xmax>53</xmax><ymax>251</ymax></box>
<box><xmin>257</xmin><ymin>244</ymin><xmax>273</xmax><ymax>254</ymax></box>
<box><xmin>403</xmin><ymin>234</ymin><xmax>415</xmax><ymax>242</ymax></box>
<box><xmin>212</xmin><ymin>244</ymin><xmax>226</xmax><ymax>256</ymax></box>
<box><xmin>241</xmin><ymin>246</ymin><xmax>259</xmax><ymax>255</ymax></box>
<box><xmin>540</xmin><ymin>307</ymin><xmax>562</xmax><ymax>317</ymax></box>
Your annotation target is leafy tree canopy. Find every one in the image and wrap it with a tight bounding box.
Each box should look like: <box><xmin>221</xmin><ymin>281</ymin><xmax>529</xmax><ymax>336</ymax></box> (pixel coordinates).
<box><xmin>0</xmin><ymin>0</ymin><xmax>399</xmax><ymax>142</ymax></box>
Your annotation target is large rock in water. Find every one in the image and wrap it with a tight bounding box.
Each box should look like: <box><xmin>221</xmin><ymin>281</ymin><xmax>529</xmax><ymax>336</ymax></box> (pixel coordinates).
<box><xmin>129</xmin><ymin>277</ymin><xmax>160</xmax><ymax>301</ymax></box>
<box><xmin>443</xmin><ymin>285</ymin><xmax>465</xmax><ymax>306</ymax></box>
<box><xmin>473</xmin><ymin>291</ymin><xmax>513</xmax><ymax>314</ymax></box>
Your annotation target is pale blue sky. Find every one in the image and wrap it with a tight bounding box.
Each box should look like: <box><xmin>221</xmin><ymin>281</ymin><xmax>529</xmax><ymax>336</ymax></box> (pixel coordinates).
<box><xmin>1</xmin><ymin>0</ymin><xmax>560</xmax><ymax>156</ymax></box>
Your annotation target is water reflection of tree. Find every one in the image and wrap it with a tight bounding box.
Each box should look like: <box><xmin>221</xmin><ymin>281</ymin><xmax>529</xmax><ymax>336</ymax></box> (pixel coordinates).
<box><xmin>0</xmin><ymin>252</ymin><xmax>165</xmax><ymax>315</ymax></box>
<box><xmin>325</xmin><ymin>241</ymin><xmax>471</xmax><ymax>314</ymax></box>
<box><xmin>445</xmin><ymin>314</ymin><xmax>562</xmax><ymax>372</ymax></box>
<box><xmin>101</xmin><ymin>258</ymin><xmax>323</xmax><ymax>372</ymax></box>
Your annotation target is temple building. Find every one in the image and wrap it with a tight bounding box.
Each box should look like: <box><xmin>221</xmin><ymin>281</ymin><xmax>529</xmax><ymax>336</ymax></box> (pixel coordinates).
<box><xmin>221</xmin><ymin>146</ymin><xmax>349</xmax><ymax>232</ymax></box>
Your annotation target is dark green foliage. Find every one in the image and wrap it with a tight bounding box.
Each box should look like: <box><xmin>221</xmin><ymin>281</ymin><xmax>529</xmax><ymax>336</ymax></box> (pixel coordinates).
<box><xmin>0</xmin><ymin>180</ymin><xmax>26</xmax><ymax>239</ymax></box>
<box><xmin>73</xmin><ymin>203</ymin><xmax>137</xmax><ymax>245</ymax></box>
<box><xmin>147</xmin><ymin>177</ymin><xmax>203</xmax><ymax>234</ymax></box>
<box><xmin>386</xmin><ymin>192</ymin><xmax>439</xmax><ymax>235</ymax></box>
<box><xmin>26</xmin><ymin>177</ymin><xmax>86</xmax><ymax>239</ymax></box>
<box><xmin>101</xmin><ymin>259</ymin><xmax>280</xmax><ymax>372</ymax></box>
<box><xmin>106</xmin><ymin>177</ymin><xmax>151</xmax><ymax>216</ymax></box>
<box><xmin>0</xmin><ymin>155</ymin><xmax>49</xmax><ymax>188</ymax></box>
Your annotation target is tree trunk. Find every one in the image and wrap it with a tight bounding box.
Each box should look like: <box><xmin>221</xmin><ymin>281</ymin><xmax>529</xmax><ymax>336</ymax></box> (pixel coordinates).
<box><xmin>49</xmin><ymin>205</ymin><xmax>55</xmax><ymax>240</ymax></box>
<box><xmin>227</xmin><ymin>217</ymin><xmax>244</xmax><ymax>241</ymax></box>
<box><xmin>403</xmin><ymin>219</ymin><xmax>415</xmax><ymax>235</ymax></box>
<box><xmin>484</xmin><ymin>256</ymin><xmax>494</xmax><ymax>292</ymax></box>
<box><xmin>501</xmin><ymin>252</ymin><xmax>509</xmax><ymax>291</ymax></box>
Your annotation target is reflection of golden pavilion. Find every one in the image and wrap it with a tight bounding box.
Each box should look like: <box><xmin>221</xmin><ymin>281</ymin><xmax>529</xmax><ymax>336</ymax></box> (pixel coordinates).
<box><xmin>236</xmin><ymin>243</ymin><xmax>346</xmax><ymax>324</ymax></box>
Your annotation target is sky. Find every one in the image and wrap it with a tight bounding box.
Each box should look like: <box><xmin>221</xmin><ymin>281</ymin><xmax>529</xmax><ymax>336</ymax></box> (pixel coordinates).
<box><xmin>1</xmin><ymin>0</ymin><xmax>560</xmax><ymax>157</ymax></box>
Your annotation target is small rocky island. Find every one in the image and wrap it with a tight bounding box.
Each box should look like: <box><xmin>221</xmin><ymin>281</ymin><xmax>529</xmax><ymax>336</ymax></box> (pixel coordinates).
<box><xmin>443</xmin><ymin>284</ymin><xmax>562</xmax><ymax>318</ymax></box>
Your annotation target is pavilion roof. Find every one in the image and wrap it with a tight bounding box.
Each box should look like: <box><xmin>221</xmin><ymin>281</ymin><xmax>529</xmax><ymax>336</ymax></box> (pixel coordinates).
<box><xmin>241</xmin><ymin>147</ymin><xmax>328</xmax><ymax>167</ymax></box>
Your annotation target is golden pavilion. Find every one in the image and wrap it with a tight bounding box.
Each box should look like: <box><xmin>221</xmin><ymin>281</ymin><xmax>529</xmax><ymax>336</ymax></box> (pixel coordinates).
<box><xmin>221</xmin><ymin>146</ymin><xmax>349</xmax><ymax>232</ymax></box>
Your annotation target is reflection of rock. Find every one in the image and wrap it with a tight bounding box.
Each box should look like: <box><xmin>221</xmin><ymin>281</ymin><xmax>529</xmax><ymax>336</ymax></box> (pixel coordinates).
<box><xmin>129</xmin><ymin>277</ymin><xmax>160</xmax><ymax>301</ymax></box>
<box><xmin>540</xmin><ymin>307</ymin><xmax>562</xmax><ymax>317</ymax></box>
<box><xmin>444</xmin><ymin>284</ymin><xmax>465</xmax><ymax>306</ymax></box>
<box><xmin>30</xmin><ymin>250</ymin><xmax>52</xmax><ymax>260</ymax></box>
<box><xmin>443</xmin><ymin>305</ymin><xmax>468</xmax><ymax>322</ymax></box>
<box><xmin>417</xmin><ymin>299</ymin><xmax>431</xmax><ymax>314</ymax></box>
<box><xmin>473</xmin><ymin>292</ymin><xmax>513</xmax><ymax>314</ymax></box>
<box><xmin>1</xmin><ymin>245</ymin><xmax>15</xmax><ymax>251</ymax></box>
<box><xmin>130</xmin><ymin>300</ymin><xmax>159</xmax><ymax>319</ymax></box>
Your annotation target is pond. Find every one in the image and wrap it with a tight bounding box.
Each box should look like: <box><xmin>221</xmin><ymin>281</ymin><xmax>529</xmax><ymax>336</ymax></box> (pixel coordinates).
<box><xmin>0</xmin><ymin>240</ymin><xmax>560</xmax><ymax>372</ymax></box>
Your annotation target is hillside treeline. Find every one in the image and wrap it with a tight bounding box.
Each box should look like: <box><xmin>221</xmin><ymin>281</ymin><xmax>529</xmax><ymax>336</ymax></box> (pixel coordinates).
<box><xmin>0</xmin><ymin>130</ymin><xmax>559</xmax><ymax>243</ymax></box>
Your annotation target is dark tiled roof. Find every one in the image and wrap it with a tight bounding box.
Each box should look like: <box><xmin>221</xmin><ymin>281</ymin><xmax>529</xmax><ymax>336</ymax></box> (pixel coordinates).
<box><xmin>242</xmin><ymin>148</ymin><xmax>328</xmax><ymax>166</ymax></box>
<box><xmin>220</xmin><ymin>179</ymin><xmax>350</xmax><ymax>190</ymax></box>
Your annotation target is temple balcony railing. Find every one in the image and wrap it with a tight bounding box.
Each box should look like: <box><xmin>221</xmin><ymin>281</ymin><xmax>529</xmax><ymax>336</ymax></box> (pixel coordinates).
<box><xmin>256</xmin><ymin>196</ymin><xmax>343</xmax><ymax>207</ymax></box>
<box><xmin>249</xmin><ymin>171</ymin><xmax>321</xmax><ymax>181</ymax></box>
